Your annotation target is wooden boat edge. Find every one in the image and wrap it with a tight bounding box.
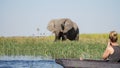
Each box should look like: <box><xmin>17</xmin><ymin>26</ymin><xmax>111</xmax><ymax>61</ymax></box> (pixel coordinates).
<box><xmin>55</xmin><ymin>59</ymin><xmax>120</xmax><ymax>68</ymax></box>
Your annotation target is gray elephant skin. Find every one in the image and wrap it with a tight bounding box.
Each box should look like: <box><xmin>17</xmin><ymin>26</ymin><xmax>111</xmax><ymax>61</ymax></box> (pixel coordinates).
<box><xmin>47</xmin><ymin>18</ymin><xmax>79</xmax><ymax>41</ymax></box>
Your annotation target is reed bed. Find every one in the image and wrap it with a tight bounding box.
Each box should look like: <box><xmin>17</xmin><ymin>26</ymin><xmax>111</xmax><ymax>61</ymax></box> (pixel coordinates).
<box><xmin>0</xmin><ymin>34</ymin><xmax>119</xmax><ymax>59</ymax></box>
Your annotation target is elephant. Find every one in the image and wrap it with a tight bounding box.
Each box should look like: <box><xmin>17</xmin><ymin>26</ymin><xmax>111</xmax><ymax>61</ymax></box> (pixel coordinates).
<box><xmin>47</xmin><ymin>18</ymin><xmax>79</xmax><ymax>41</ymax></box>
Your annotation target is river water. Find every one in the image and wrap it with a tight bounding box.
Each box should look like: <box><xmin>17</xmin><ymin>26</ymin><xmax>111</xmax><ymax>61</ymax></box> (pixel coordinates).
<box><xmin>0</xmin><ymin>56</ymin><xmax>63</xmax><ymax>68</ymax></box>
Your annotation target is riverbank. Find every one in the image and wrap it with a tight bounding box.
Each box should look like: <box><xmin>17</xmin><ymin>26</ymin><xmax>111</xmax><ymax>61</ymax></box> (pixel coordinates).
<box><xmin>0</xmin><ymin>34</ymin><xmax>119</xmax><ymax>59</ymax></box>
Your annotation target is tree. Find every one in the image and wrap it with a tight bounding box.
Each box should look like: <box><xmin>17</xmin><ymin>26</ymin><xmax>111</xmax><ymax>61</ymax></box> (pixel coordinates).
<box><xmin>37</xmin><ymin>28</ymin><xmax>40</xmax><ymax>37</ymax></box>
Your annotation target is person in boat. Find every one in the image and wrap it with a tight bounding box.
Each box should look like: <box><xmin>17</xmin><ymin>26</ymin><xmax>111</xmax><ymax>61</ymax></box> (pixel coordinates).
<box><xmin>102</xmin><ymin>31</ymin><xmax>120</xmax><ymax>62</ymax></box>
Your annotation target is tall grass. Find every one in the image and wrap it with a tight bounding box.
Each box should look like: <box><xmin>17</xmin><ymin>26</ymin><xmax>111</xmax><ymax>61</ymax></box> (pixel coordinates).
<box><xmin>0</xmin><ymin>34</ymin><xmax>119</xmax><ymax>59</ymax></box>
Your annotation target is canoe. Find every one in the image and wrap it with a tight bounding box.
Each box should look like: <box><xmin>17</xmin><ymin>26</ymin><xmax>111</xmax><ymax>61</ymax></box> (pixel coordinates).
<box><xmin>55</xmin><ymin>59</ymin><xmax>120</xmax><ymax>68</ymax></box>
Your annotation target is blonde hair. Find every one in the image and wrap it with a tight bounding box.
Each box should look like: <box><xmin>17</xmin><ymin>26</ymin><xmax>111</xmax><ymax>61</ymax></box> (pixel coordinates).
<box><xmin>109</xmin><ymin>31</ymin><xmax>118</xmax><ymax>42</ymax></box>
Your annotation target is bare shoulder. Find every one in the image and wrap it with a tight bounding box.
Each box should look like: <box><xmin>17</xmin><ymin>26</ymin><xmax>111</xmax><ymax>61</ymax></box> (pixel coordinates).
<box><xmin>107</xmin><ymin>46</ymin><xmax>112</xmax><ymax>50</ymax></box>
<box><xmin>107</xmin><ymin>46</ymin><xmax>114</xmax><ymax>54</ymax></box>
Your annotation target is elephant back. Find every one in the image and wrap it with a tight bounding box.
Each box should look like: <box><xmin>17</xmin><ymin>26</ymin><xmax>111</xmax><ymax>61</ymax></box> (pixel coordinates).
<box><xmin>73</xmin><ymin>22</ymin><xmax>79</xmax><ymax>31</ymax></box>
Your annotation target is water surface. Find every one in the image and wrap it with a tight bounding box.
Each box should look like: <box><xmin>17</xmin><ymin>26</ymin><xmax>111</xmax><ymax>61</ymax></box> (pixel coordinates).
<box><xmin>0</xmin><ymin>56</ymin><xmax>63</xmax><ymax>68</ymax></box>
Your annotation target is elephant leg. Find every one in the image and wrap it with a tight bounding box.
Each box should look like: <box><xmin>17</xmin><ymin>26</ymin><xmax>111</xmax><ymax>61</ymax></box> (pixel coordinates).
<box><xmin>61</xmin><ymin>35</ymin><xmax>66</xmax><ymax>41</ymax></box>
<box><xmin>75</xmin><ymin>28</ymin><xmax>79</xmax><ymax>41</ymax></box>
<box><xmin>62</xmin><ymin>33</ymin><xmax>67</xmax><ymax>41</ymax></box>
<box><xmin>75</xmin><ymin>34</ymin><xmax>79</xmax><ymax>41</ymax></box>
<box><xmin>54</xmin><ymin>32</ymin><xmax>60</xmax><ymax>41</ymax></box>
<box><xmin>58</xmin><ymin>32</ymin><xmax>63</xmax><ymax>40</ymax></box>
<box><xmin>54</xmin><ymin>35</ymin><xmax>58</xmax><ymax>41</ymax></box>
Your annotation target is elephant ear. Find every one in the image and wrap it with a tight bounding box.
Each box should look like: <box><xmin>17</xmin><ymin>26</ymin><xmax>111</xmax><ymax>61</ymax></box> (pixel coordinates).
<box><xmin>57</xmin><ymin>18</ymin><xmax>66</xmax><ymax>32</ymax></box>
<box><xmin>63</xmin><ymin>19</ymin><xmax>73</xmax><ymax>33</ymax></box>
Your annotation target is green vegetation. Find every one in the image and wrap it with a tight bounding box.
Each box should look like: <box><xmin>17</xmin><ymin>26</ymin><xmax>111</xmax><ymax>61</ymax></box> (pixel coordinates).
<box><xmin>0</xmin><ymin>34</ymin><xmax>119</xmax><ymax>59</ymax></box>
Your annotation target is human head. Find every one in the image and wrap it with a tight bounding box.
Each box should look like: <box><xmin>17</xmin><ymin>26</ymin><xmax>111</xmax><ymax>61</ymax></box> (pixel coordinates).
<box><xmin>109</xmin><ymin>31</ymin><xmax>118</xmax><ymax>43</ymax></box>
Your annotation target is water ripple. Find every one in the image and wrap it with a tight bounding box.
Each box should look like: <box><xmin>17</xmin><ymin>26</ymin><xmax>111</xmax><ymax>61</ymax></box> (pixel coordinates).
<box><xmin>0</xmin><ymin>56</ymin><xmax>63</xmax><ymax>68</ymax></box>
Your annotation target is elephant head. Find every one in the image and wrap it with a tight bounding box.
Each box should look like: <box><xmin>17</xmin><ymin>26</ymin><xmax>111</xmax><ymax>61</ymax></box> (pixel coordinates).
<box><xmin>47</xmin><ymin>18</ymin><xmax>79</xmax><ymax>41</ymax></box>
